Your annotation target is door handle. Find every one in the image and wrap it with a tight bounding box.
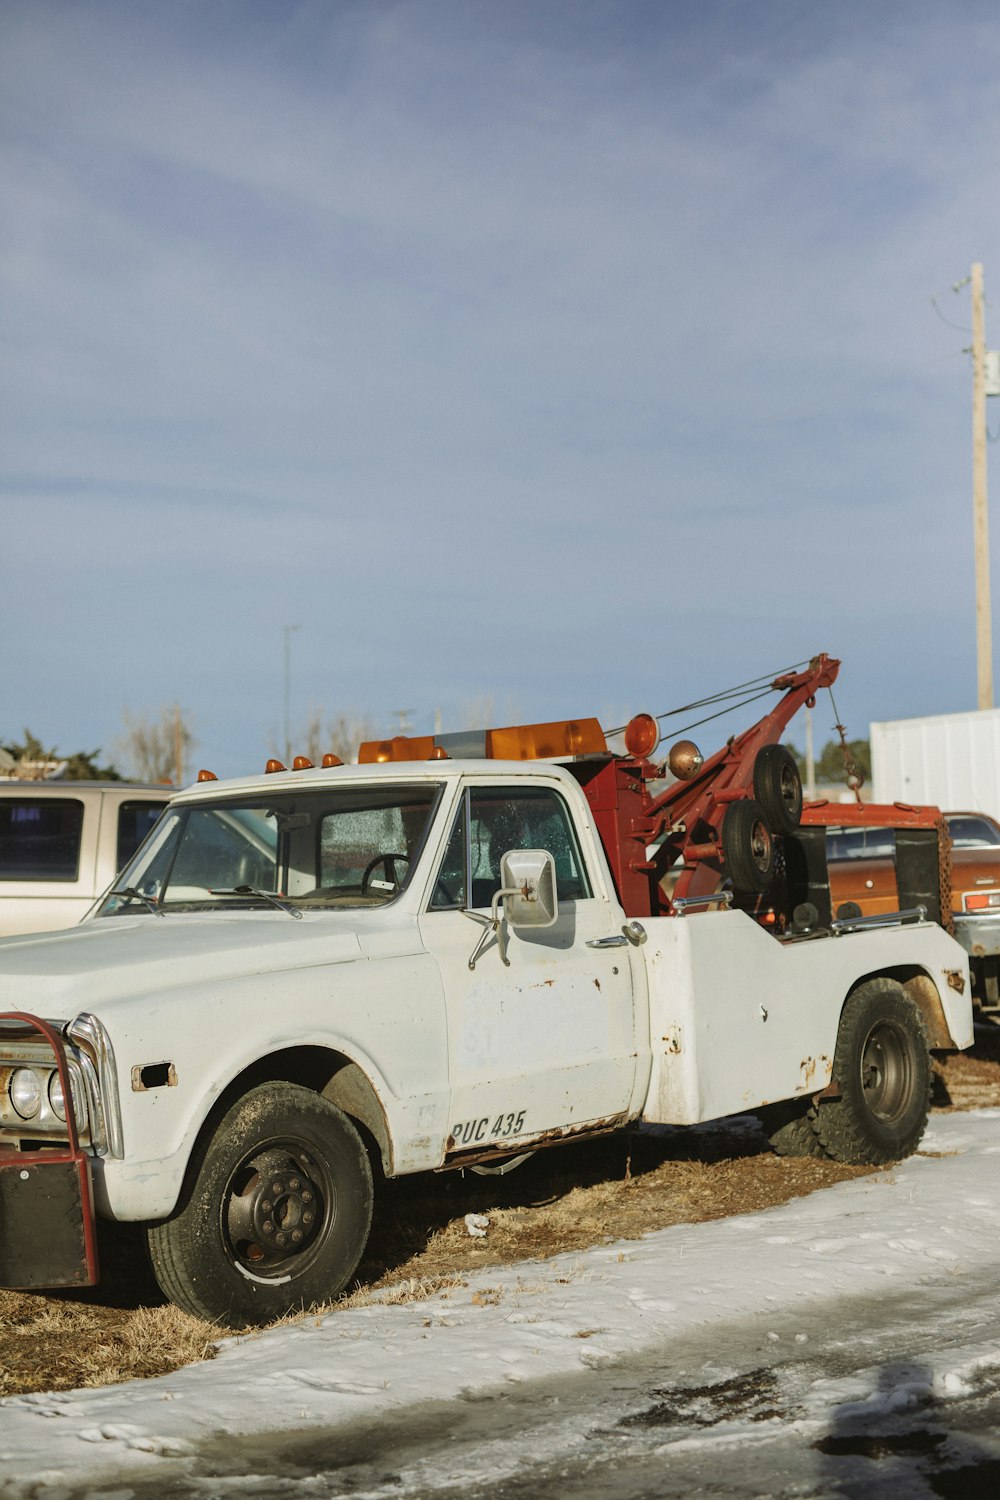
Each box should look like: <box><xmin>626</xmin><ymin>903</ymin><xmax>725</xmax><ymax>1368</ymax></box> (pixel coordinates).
<box><xmin>586</xmin><ymin>935</ymin><xmax>629</xmax><ymax>948</ymax></box>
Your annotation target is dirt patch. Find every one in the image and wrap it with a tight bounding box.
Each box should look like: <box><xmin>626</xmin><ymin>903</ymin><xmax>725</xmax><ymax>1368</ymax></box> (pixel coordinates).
<box><xmin>2</xmin><ymin>1032</ymin><xmax>998</xmax><ymax>1398</ymax></box>
<box><xmin>934</xmin><ymin>1024</ymin><xmax>1000</xmax><ymax>1110</ymax></box>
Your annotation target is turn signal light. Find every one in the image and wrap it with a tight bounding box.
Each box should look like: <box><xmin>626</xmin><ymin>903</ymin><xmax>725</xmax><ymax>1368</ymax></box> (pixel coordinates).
<box><xmin>963</xmin><ymin>891</ymin><xmax>1000</xmax><ymax>911</ymax></box>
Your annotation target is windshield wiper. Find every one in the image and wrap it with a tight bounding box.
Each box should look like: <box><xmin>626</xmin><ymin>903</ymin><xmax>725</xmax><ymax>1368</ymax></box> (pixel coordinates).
<box><xmin>209</xmin><ymin>886</ymin><xmax>303</xmax><ymax>919</ymax></box>
<box><xmin>114</xmin><ymin>887</ymin><xmax>164</xmax><ymax>916</ymax></box>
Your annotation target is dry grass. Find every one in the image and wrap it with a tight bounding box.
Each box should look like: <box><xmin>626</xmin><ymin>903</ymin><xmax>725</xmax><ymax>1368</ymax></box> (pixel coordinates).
<box><xmin>2</xmin><ymin>1031</ymin><xmax>997</xmax><ymax>1399</ymax></box>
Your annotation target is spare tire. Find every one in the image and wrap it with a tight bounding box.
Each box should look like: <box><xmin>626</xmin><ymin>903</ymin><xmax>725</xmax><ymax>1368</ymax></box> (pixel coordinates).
<box><xmin>753</xmin><ymin>744</ymin><xmax>803</xmax><ymax>834</ymax></box>
<box><xmin>721</xmin><ymin>798</ymin><xmax>774</xmax><ymax>892</ymax></box>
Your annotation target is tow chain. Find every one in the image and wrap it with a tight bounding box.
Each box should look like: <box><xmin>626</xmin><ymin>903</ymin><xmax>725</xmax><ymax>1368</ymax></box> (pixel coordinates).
<box><xmin>936</xmin><ymin>813</ymin><xmax>955</xmax><ymax>934</ymax></box>
<box><xmin>827</xmin><ymin>687</ymin><xmax>864</xmax><ymax>804</ymax></box>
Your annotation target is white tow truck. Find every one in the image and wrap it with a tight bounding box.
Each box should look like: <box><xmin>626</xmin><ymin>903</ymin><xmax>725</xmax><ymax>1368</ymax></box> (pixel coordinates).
<box><xmin>0</xmin><ymin>659</ymin><xmax>974</xmax><ymax>1328</ymax></box>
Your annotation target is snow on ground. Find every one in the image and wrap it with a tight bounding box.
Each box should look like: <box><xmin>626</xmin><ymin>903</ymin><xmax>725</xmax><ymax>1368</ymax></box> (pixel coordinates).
<box><xmin>3</xmin><ymin>1111</ymin><xmax>1000</xmax><ymax>1497</ymax></box>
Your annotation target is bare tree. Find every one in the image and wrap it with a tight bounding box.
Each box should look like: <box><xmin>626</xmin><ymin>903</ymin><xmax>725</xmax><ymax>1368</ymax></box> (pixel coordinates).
<box><xmin>461</xmin><ymin>696</ymin><xmax>523</xmax><ymax>730</ymax></box>
<box><xmin>282</xmin><ymin>708</ymin><xmax>379</xmax><ymax>766</ymax></box>
<box><xmin>116</xmin><ymin>704</ymin><xmax>196</xmax><ymax>785</ymax></box>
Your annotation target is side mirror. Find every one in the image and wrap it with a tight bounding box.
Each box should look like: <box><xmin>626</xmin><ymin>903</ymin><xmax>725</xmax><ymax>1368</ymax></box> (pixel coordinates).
<box><xmin>498</xmin><ymin>849</ymin><xmax>559</xmax><ymax>929</ymax></box>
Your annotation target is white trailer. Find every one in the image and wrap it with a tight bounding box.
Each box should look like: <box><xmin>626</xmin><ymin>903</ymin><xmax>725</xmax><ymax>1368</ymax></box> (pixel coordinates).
<box><xmin>871</xmin><ymin>708</ymin><xmax>1000</xmax><ymax>813</ymax></box>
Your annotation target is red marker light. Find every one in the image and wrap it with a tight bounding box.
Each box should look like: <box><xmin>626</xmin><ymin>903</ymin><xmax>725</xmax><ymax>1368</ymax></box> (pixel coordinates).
<box><xmin>624</xmin><ymin>714</ymin><xmax>659</xmax><ymax>759</ymax></box>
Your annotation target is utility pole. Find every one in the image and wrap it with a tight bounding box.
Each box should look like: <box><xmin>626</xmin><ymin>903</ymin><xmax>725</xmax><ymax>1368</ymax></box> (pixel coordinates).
<box><xmin>971</xmin><ymin>262</ymin><xmax>994</xmax><ymax>709</ymax></box>
<box><xmin>804</xmin><ymin>705</ymin><xmax>815</xmax><ymax>800</ymax></box>
<box><xmin>283</xmin><ymin>625</ymin><xmax>301</xmax><ymax>764</ymax></box>
<box><xmin>174</xmin><ymin>705</ymin><xmax>184</xmax><ymax>786</ymax></box>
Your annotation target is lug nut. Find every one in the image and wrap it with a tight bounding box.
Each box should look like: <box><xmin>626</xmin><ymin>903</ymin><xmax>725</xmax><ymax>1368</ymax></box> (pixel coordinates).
<box><xmin>289</xmin><ymin>1177</ymin><xmax>301</xmax><ymax>1190</ymax></box>
<box><xmin>263</xmin><ymin>1220</ymin><xmax>273</xmax><ymax>1234</ymax></box>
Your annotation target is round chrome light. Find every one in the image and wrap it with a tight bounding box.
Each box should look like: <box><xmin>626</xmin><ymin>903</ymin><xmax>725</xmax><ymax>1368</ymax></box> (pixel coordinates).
<box><xmin>667</xmin><ymin>739</ymin><xmax>704</xmax><ymax>781</ymax></box>
<box><xmin>9</xmin><ymin>1068</ymin><xmax>43</xmax><ymax>1120</ymax></box>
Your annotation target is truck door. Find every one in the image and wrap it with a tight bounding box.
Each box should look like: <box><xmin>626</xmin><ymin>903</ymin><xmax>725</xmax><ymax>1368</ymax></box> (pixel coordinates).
<box><xmin>417</xmin><ymin>782</ymin><xmax>641</xmax><ymax>1158</ymax></box>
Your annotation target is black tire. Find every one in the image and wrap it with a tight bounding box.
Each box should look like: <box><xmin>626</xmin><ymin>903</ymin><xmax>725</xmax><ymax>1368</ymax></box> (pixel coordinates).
<box><xmin>147</xmin><ymin>1082</ymin><xmax>373</xmax><ymax>1329</ymax></box>
<box><xmin>813</xmin><ymin>978</ymin><xmax>931</xmax><ymax>1165</ymax></box>
<box><xmin>721</xmin><ymin>798</ymin><xmax>774</xmax><ymax>892</ymax></box>
<box><xmin>759</xmin><ymin>1099</ymin><xmax>828</xmax><ymax>1159</ymax></box>
<box><xmin>753</xmin><ymin>745</ymin><xmax>803</xmax><ymax>834</ymax></box>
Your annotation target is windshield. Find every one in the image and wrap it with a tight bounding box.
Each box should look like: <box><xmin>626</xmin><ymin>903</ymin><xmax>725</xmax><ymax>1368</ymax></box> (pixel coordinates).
<box><xmin>97</xmin><ymin>784</ymin><xmax>442</xmax><ymax>916</ymax></box>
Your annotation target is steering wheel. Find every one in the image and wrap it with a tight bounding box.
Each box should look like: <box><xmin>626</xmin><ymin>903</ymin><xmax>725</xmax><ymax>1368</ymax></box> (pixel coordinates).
<box><xmin>360</xmin><ymin>853</ymin><xmax>410</xmax><ymax>894</ymax></box>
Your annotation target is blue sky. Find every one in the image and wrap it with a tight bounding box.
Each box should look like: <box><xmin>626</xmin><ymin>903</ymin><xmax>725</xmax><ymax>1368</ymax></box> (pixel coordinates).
<box><xmin>4</xmin><ymin>0</ymin><xmax>1000</xmax><ymax>778</ymax></box>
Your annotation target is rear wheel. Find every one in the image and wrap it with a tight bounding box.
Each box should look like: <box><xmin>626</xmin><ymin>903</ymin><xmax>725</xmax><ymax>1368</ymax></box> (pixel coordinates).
<box><xmin>759</xmin><ymin>1098</ymin><xmax>827</xmax><ymax>1159</ymax></box>
<box><xmin>148</xmin><ymin>1082</ymin><xmax>373</xmax><ymax>1328</ymax></box>
<box><xmin>813</xmin><ymin>978</ymin><xmax>931</xmax><ymax>1164</ymax></box>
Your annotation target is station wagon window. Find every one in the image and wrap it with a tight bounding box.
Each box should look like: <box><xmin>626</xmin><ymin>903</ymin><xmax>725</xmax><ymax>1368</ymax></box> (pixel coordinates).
<box><xmin>0</xmin><ymin>798</ymin><xmax>85</xmax><ymax>882</ymax></box>
<box><xmin>116</xmin><ymin>800</ymin><xmax>169</xmax><ymax>870</ymax></box>
<box><xmin>430</xmin><ymin>785</ymin><xmax>591</xmax><ymax>910</ymax></box>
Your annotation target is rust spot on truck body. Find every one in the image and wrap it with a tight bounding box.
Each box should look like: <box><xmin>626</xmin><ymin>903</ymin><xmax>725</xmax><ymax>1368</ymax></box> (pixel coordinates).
<box><xmin>440</xmin><ymin>1112</ymin><xmax>627</xmax><ymax>1171</ymax></box>
<box><xmin>799</xmin><ymin>1054</ymin><xmax>831</xmax><ymax>1090</ymax></box>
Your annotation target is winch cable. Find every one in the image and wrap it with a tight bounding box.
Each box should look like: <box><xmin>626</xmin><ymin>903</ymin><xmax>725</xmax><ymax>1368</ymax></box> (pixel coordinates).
<box><xmin>603</xmin><ymin>658</ymin><xmax>812</xmax><ymax>742</ymax></box>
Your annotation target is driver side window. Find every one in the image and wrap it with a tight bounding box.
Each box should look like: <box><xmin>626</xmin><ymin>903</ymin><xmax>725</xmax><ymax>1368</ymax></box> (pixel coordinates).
<box><xmin>429</xmin><ymin>785</ymin><xmax>591</xmax><ymax>910</ymax></box>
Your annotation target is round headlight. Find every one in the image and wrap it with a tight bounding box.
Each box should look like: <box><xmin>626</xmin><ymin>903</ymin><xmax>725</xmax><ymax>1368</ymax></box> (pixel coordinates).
<box><xmin>47</xmin><ymin>1068</ymin><xmax>85</xmax><ymax>1126</ymax></box>
<box><xmin>48</xmin><ymin>1070</ymin><xmax>66</xmax><ymax>1121</ymax></box>
<box><xmin>9</xmin><ymin>1068</ymin><xmax>43</xmax><ymax>1120</ymax></box>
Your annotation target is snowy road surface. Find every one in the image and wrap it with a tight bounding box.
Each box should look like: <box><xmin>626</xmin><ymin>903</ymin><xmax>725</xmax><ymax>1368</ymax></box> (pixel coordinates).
<box><xmin>3</xmin><ymin>1111</ymin><xmax>1000</xmax><ymax>1498</ymax></box>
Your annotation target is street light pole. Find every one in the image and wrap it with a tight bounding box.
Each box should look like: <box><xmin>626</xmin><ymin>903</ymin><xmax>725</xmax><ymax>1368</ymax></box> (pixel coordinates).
<box><xmin>971</xmin><ymin>263</ymin><xmax>994</xmax><ymax>710</ymax></box>
<box><xmin>284</xmin><ymin>625</ymin><xmax>301</xmax><ymax>765</ymax></box>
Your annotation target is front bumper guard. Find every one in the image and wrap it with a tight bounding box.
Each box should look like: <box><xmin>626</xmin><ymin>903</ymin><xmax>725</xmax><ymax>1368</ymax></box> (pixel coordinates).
<box><xmin>0</xmin><ymin>1012</ymin><xmax>99</xmax><ymax>1289</ymax></box>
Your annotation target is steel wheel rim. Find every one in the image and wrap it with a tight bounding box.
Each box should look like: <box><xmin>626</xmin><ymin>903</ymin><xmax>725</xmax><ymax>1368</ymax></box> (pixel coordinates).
<box><xmin>750</xmin><ymin>819</ymin><xmax>772</xmax><ymax>873</ymax></box>
<box><xmin>859</xmin><ymin>1022</ymin><xmax>912</xmax><ymax>1123</ymax></box>
<box><xmin>222</xmin><ymin>1138</ymin><xmax>336</xmax><ymax>1282</ymax></box>
<box><xmin>778</xmin><ymin>765</ymin><xmax>799</xmax><ymax>816</ymax></box>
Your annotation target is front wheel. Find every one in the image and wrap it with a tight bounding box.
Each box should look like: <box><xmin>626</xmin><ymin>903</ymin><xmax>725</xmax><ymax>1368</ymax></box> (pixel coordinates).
<box><xmin>813</xmin><ymin>978</ymin><xmax>931</xmax><ymax>1165</ymax></box>
<box><xmin>148</xmin><ymin>1082</ymin><xmax>373</xmax><ymax>1328</ymax></box>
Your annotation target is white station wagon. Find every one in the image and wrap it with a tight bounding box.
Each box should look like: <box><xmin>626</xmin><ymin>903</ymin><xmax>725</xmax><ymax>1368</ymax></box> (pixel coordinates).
<box><xmin>0</xmin><ymin>781</ymin><xmax>171</xmax><ymax>937</ymax></box>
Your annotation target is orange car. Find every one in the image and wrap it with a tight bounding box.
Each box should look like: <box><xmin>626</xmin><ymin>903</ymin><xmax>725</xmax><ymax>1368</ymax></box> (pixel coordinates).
<box><xmin>824</xmin><ymin>809</ymin><xmax>1000</xmax><ymax>1018</ymax></box>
